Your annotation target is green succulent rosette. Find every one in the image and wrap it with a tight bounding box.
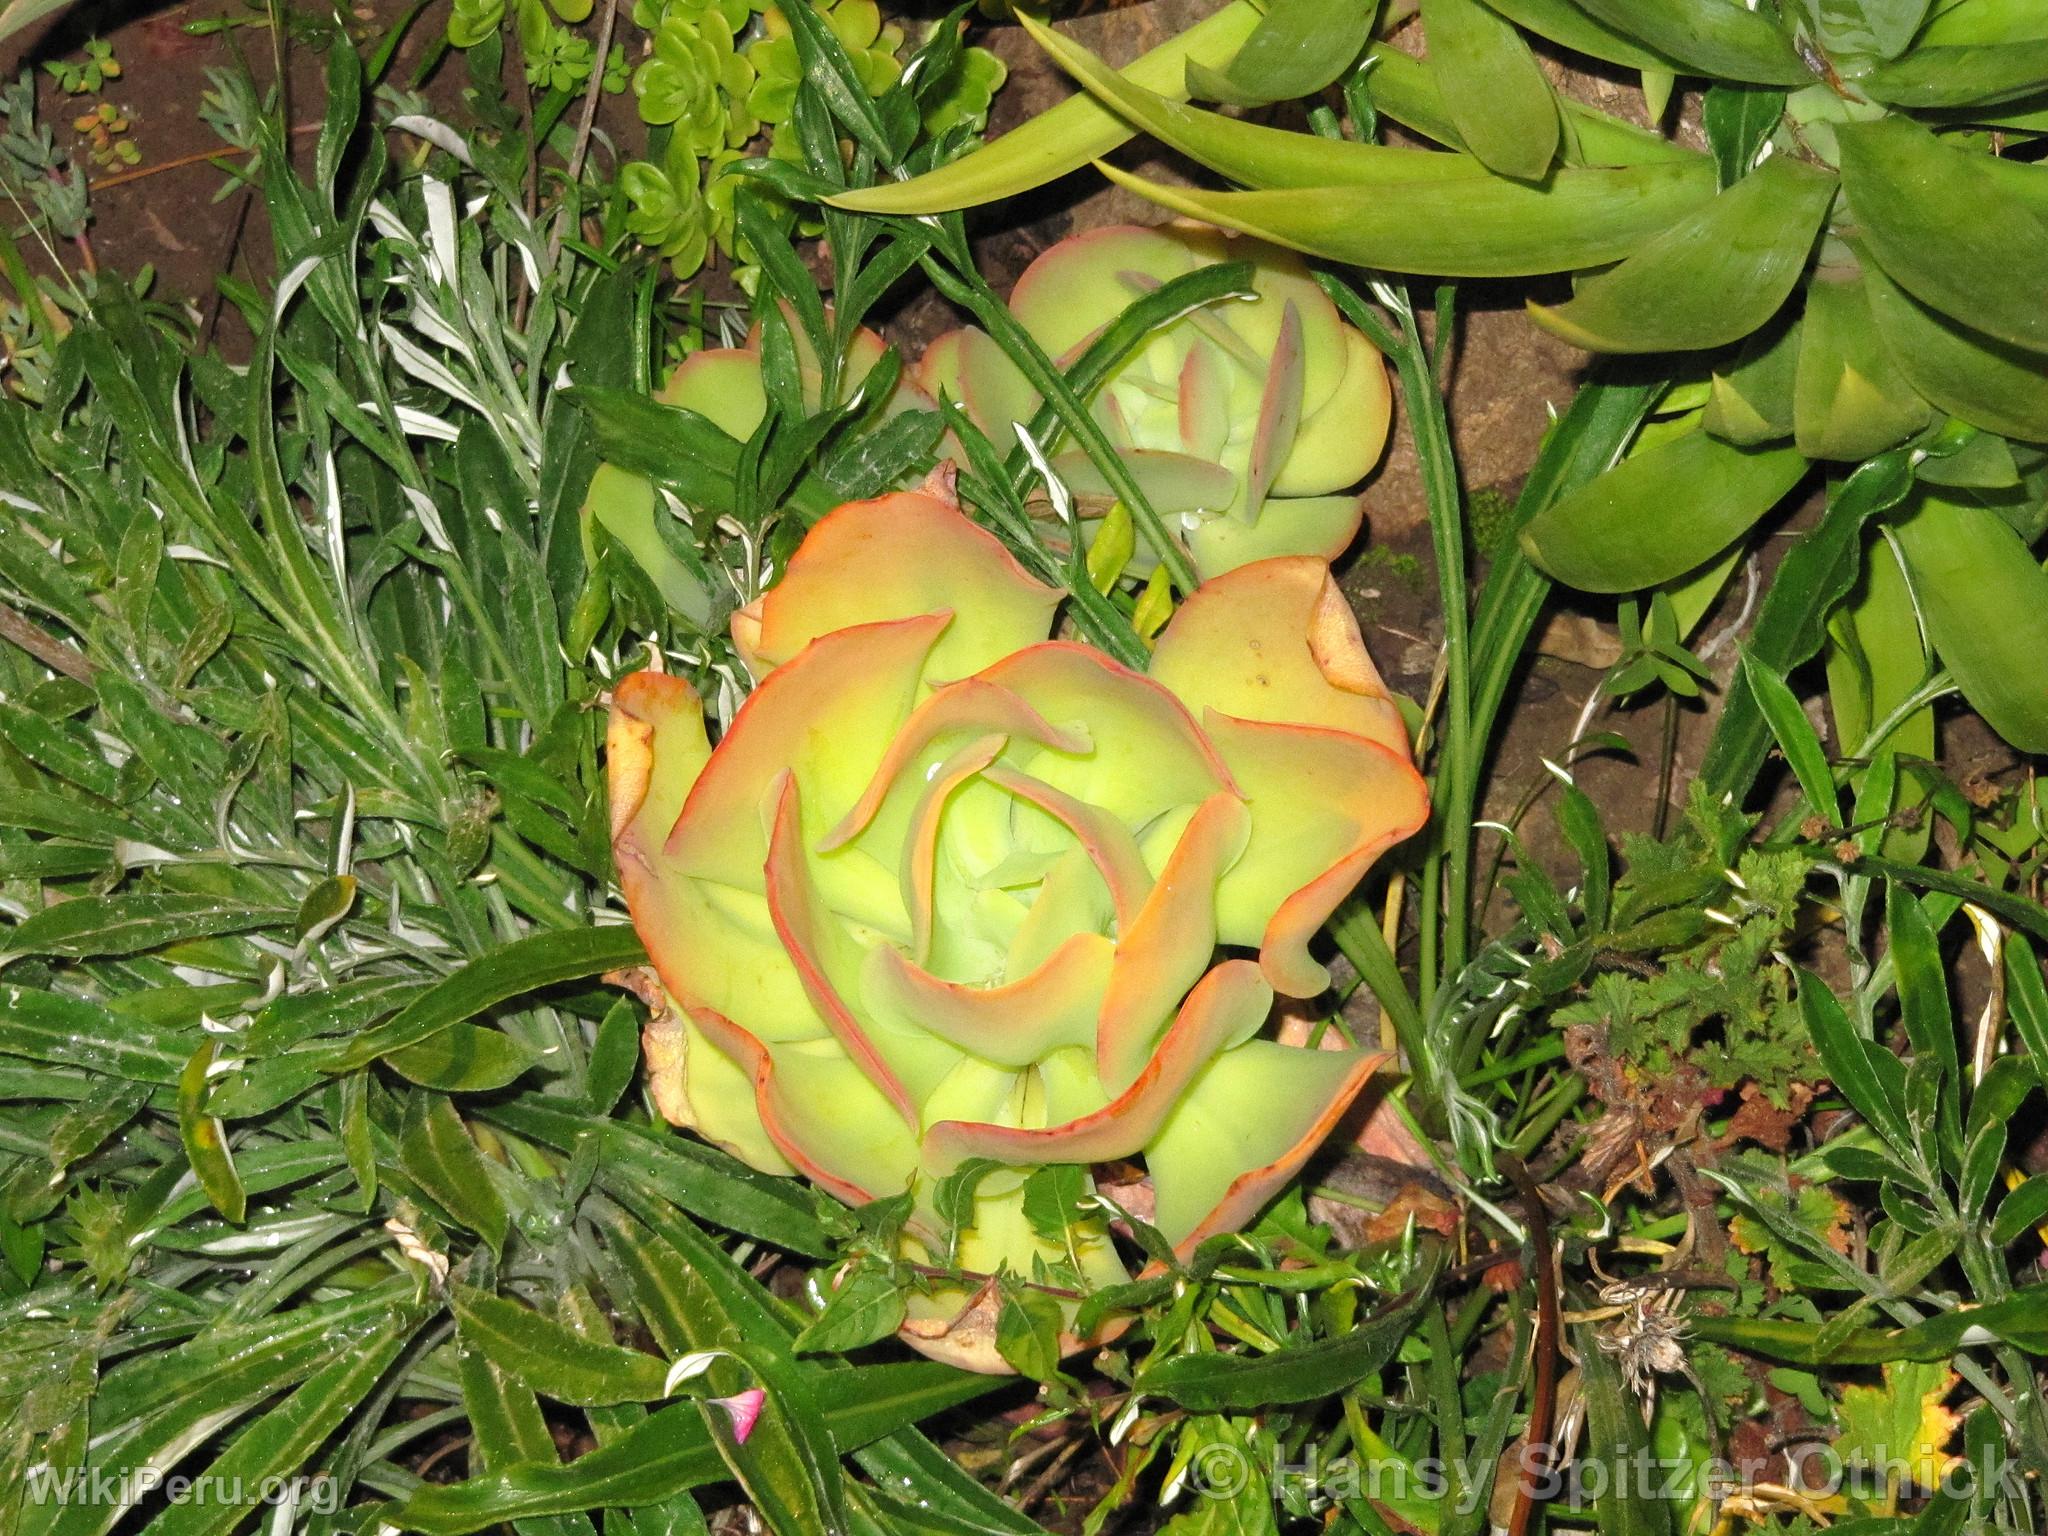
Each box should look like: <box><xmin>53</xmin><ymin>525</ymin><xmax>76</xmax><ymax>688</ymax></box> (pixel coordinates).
<box><xmin>918</xmin><ymin>221</ymin><xmax>1392</xmax><ymax>580</ymax></box>
<box><xmin>746</xmin><ymin>0</ymin><xmax>903</xmax><ymax>126</ymax></box>
<box><xmin>606</xmin><ymin>481</ymin><xmax>1426</xmax><ymax>1369</ymax></box>
<box><xmin>620</xmin><ymin>140</ymin><xmax>716</xmax><ymax>277</ymax></box>
<box><xmin>634</xmin><ymin>0</ymin><xmax>758</xmax><ymax>153</ymax></box>
<box><xmin>658</xmin><ymin>305</ymin><xmax>934</xmax><ymax>431</ymax></box>
<box><xmin>916</xmin><ymin>34</ymin><xmax>1005</xmax><ymax>138</ymax></box>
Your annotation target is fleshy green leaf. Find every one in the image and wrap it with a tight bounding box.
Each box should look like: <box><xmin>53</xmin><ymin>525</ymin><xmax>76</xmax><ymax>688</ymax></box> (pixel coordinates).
<box><xmin>1792</xmin><ymin>261</ymin><xmax>1932</xmax><ymax>461</ymax></box>
<box><xmin>1519</xmin><ymin>426</ymin><xmax>1808</xmax><ymax>592</ymax></box>
<box><xmin>1420</xmin><ymin>0</ymin><xmax>1560</xmax><ymax>180</ymax></box>
<box><xmin>826</xmin><ymin>1</ymin><xmax>1262</xmax><ymax>213</ymax></box>
<box><xmin>1862</xmin><ymin>256</ymin><xmax>2048</xmax><ymax>443</ymax></box>
<box><xmin>1838</xmin><ymin>117</ymin><xmax>2048</xmax><ymax>355</ymax></box>
<box><xmin>1891</xmin><ymin>491</ymin><xmax>2048</xmax><ymax>753</ymax></box>
<box><xmin>1565</xmin><ymin>0</ymin><xmax>1811</xmax><ymax>84</ymax></box>
<box><xmin>1184</xmin><ymin>0</ymin><xmax>1374</xmax><ymax>106</ymax></box>
<box><xmin>1528</xmin><ymin>152</ymin><xmax>1834</xmax><ymax>353</ymax></box>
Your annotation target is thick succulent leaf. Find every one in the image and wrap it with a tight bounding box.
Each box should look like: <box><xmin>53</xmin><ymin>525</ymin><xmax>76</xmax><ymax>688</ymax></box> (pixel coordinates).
<box><xmin>1149</xmin><ymin>556</ymin><xmax>1408</xmax><ymax>754</ymax></box>
<box><xmin>926</xmin><ymin>958</ymin><xmax>1272</xmax><ymax>1168</ymax></box>
<box><xmin>1519</xmin><ymin>426</ymin><xmax>1809</xmax><ymax>591</ymax></box>
<box><xmin>861</xmin><ymin>932</ymin><xmax>1112</xmax><ymax>1068</ymax></box>
<box><xmin>826</xmin><ymin>0</ymin><xmax>1262</xmax><ymax>213</ymax></box>
<box><xmin>639</xmin><ymin>994</ymin><xmax>798</xmax><ymax>1174</ymax></box>
<box><xmin>1891</xmin><ymin>492</ymin><xmax>2048</xmax><ymax>753</ymax></box>
<box><xmin>1862</xmin><ymin>257</ymin><xmax>2048</xmax><ymax>442</ymax></box>
<box><xmin>979</xmin><ymin>761</ymin><xmax>1152</xmax><ymax>924</ymax></box>
<box><xmin>1184</xmin><ymin>0</ymin><xmax>1375</xmax><ymax>104</ymax></box>
<box><xmin>1566</xmin><ymin>0</ymin><xmax>1812</xmax><ymax>84</ymax></box>
<box><xmin>1053</xmin><ymin>448</ymin><xmax>1239</xmax><ymax>513</ymax></box>
<box><xmin>608</xmin><ymin>671</ymin><xmax>712</xmax><ymax>853</ymax></box>
<box><xmin>731</xmin><ymin>490</ymin><xmax>1060</xmax><ymax>681</ymax></box>
<box><xmin>1793</xmin><ymin>263</ymin><xmax>1932</xmax><ymax>461</ymax></box>
<box><xmin>689</xmin><ymin>1004</ymin><xmax>922</xmax><ymax>1208</ymax></box>
<box><xmin>664</xmin><ymin>615</ymin><xmax>943</xmax><ymax>889</ymax></box>
<box><xmin>895</xmin><ymin>734</ymin><xmax>1010</xmax><ymax>963</ymax></box>
<box><xmin>1205</xmin><ymin>714</ymin><xmax>1430</xmax><ymax>998</ymax></box>
<box><xmin>1188</xmin><ymin>494</ymin><xmax>1365</xmax><ymax>576</ymax></box>
<box><xmin>658</xmin><ymin>347</ymin><xmax>769</xmax><ymax>440</ymax></box>
<box><xmin>979</xmin><ymin>642</ymin><xmax>1233</xmax><ymax>828</ymax></box>
<box><xmin>1095</xmin><ymin>793</ymin><xmax>1251</xmax><ymax>1093</ymax></box>
<box><xmin>1243</xmin><ymin>298</ymin><xmax>1305</xmax><ymax>521</ymax></box>
<box><xmin>1021</xmin><ymin>15</ymin><xmax>1504</xmax><ymax>192</ymax></box>
<box><xmin>583</xmin><ymin>465</ymin><xmax>717</xmax><ymax>628</ymax></box>
<box><xmin>1088</xmin><ymin>157</ymin><xmax>1718</xmax><ymax>278</ymax></box>
<box><xmin>1838</xmin><ymin>116</ymin><xmax>2048</xmax><ymax>354</ymax></box>
<box><xmin>917</xmin><ymin>327</ymin><xmax>1040</xmax><ymax>439</ymax></box>
<box><xmin>765</xmin><ymin>775</ymin><xmax>961</xmax><ymax>1118</ymax></box>
<box><xmin>1528</xmin><ymin>153</ymin><xmax>1835</xmax><ymax>353</ymax></box>
<box><xmin>1363</xmin><ymin>36</ymin><xmax>1697</xmax><ymax>166</ymax></box>
<box><xmin>1148</xmin><ymin>1039</ymin><xmax>1385</xmax><ymax>1249</ymax></box>
<box><xmin>1284</xmin><ymin>327</ymin><xmax>1392</xmax><ymax>496</ymax></box>
<box><xmin>1421</xmin><ymin>0</ymin><xmax>1561</xmax><ymax>180</ymax></box>
<box><xmin>821</xmin><ymin>676</ymin><xmax>1085</xmax><ymax>856</ymax></box>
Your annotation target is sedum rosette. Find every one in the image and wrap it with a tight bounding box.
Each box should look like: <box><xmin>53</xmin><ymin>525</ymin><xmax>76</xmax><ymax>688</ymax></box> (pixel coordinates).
<box><xmin>919</xmin><ymin>222</ymin><xmax>1392</xmax><ymax>580</ymax></box>
<box><xmin>606</xmin><ymin>482</ymin><xmax>1425</xmax><ymax>1370</ymax></box>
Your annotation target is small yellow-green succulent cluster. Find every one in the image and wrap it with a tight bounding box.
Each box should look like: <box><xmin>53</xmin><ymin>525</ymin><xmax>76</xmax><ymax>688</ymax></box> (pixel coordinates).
<box><xmin>444</xmin><ymin>0</ymin><xmax>1001</xmax><ymax>280</ymax></box>
<box><xmin>607</xmin><ymin>479</ymin><xmax>1425</xmax><ymax>1369</ymax></box>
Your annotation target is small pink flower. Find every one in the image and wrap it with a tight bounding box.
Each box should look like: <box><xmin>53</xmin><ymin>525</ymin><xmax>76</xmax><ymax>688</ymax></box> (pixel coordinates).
<box><xmin>709</xmin><ymin>1388</ymin><xmax>766</xmax><ymax>1444</ymax></box>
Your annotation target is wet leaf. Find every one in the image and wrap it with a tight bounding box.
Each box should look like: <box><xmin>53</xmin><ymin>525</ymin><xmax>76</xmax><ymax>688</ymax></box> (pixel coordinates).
<box><xmin>452</xmin><ymin>1284</ymin><xmax>670</xmax><ymax>1405</ymax></box>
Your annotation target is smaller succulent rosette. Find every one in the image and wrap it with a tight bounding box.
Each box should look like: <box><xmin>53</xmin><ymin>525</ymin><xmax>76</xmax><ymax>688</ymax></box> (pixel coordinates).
<box><xmin>656</xmin><ymin>305</ymin><xmax>936</xmax><ymax>439</ymax></box>
<box><xmin>607</xmin><ymin>482</ymin><xmax>1425</xmax><ymax>1370</ymax></box>
<box><xmin>918</xmin><ymin>222</ymin><xmax>1393</xmax><ymax>579</ymax></box>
